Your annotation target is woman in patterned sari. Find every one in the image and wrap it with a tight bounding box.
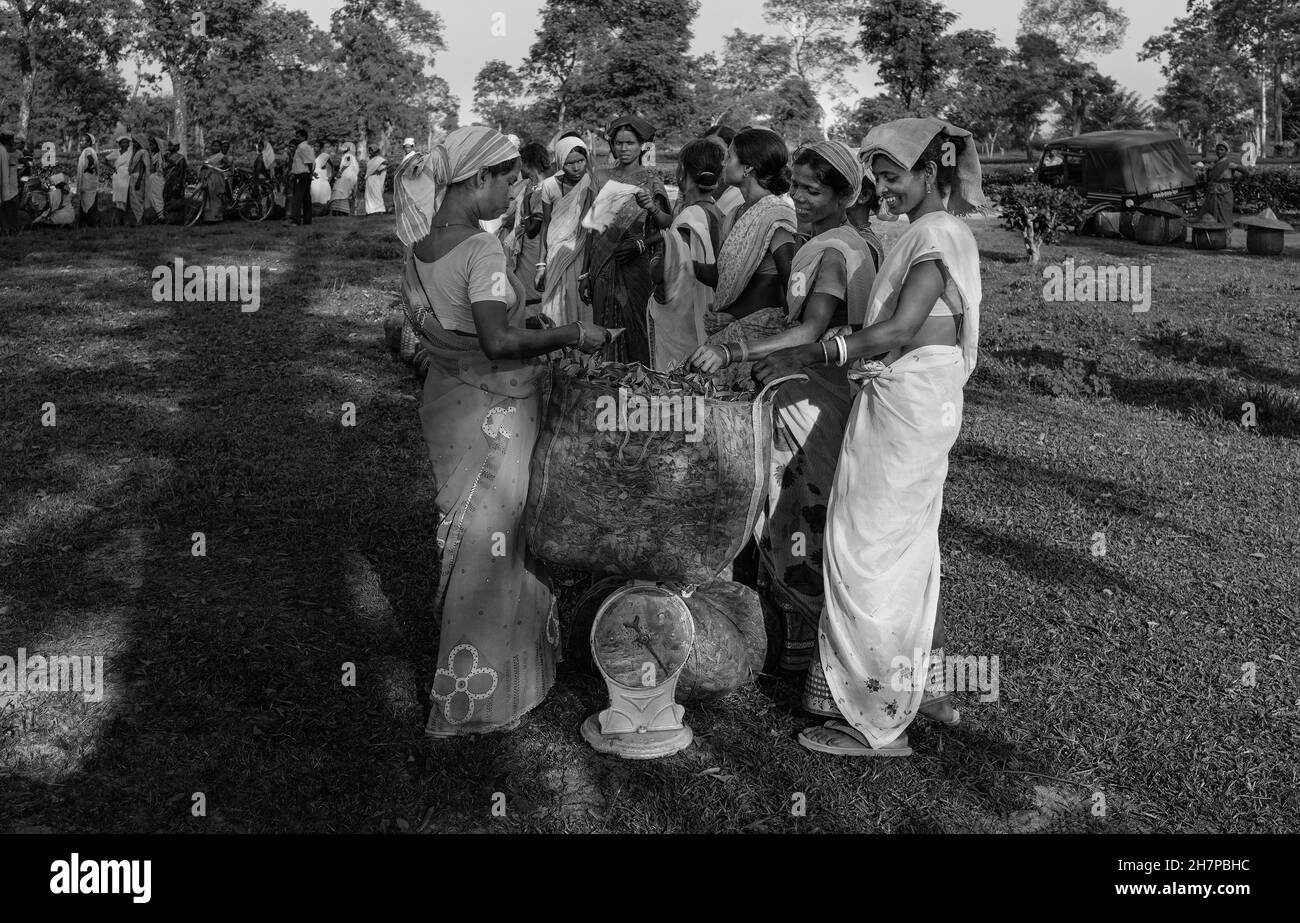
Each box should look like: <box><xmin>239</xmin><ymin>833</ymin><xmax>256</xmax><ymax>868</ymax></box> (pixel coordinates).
<box><xmin>394</xmin><ymin>126</ymin><xmax>613</xmax><ymax>736</ymax></box>
<box><xmin>689</xmin><ymin>141</ymin><xmax>878</xmax><ymax>670</ymax></box>
<box><xmin>758</xmin><ymin>118</ymin><xmax>984</xmax><ymax>757</ymax></box>
<box><xmin>537</xmin><ymin>135</ymin><xmax>594</xmax><ymax>327</ymax></box>
<box><xmin>1197</xmin><ymin>142</ymin><xmax>1249</xmax><ymax>226</ymax></box>
<box><xmin>580</xmin><ymin>115</ymin><xmax>672</xmax><ymax>365</ymax></box>
<box><xmin>128</xmin><ymin>133</ymin><xmax>153</xmax><ymax>225</ymax></box>
<box><xmin>690</xmin><ymin>128</ymin><xmax>798</xmax><ymax>390</ymax></box>
<box><xmin>74</xmin><ymin>133</ymin><xmax>99</xmax><ymax>227</ymax></box>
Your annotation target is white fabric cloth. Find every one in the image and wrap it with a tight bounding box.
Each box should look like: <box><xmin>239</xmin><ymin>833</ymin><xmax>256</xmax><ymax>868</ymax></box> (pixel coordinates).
<box><xmin>647</xmin><ymin>203</ymin><xmax>715</xmax><ymax>370</ymax></box>
<box><xmin>332</xmin><ymin>146</ymin><xmax>359</xmax><ymax>202</ymax></box>
<box><xmin>365</xmin><ymin>155</ymin><xmax>387</xmax><ymax>214</ymax></box>
<box><xmin>112</xmin><ymin>149</ymin><xmax>130</xmax><ymax>206</ymax></box>
<box><xmin>76</xmin><ymin>146</ymin><xmax>99</xmax><ymax>212</ymax></box>
<box><xmin>715</xmin><ymin>185</ymin><xmax>743</xmax><ymax>240</ymax></box>
<box><xmin>580</xmin><ymin>179</ymin><xmax>640</xmax><ymax>233</ymax></box>
<box><xmin>311</xmin><ymin>152</ymin><xmax>332</xmax><ymax>204</ymax></box>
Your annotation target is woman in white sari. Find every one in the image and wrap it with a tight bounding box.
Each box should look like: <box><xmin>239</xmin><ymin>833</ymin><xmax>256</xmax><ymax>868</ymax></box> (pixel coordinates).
<box><xmin>647</xmin><ymin>138</ymin><xmax>724</xmax><ymax>370</ymax></box>
<box><xmin>146</xmin><ymin>137</ymin><xmax>166</xmax><ymax>219</ymax></box>
<box><xmin>331</xmin><ymin>141</ymin><xmax>360</xmax><ymax>215</ymax></box>
<box><xmin>364</xmin><ymin>146</ymin><xmax>387</xmax><ymax>215</ymax></box>
<box><xmin>75</xmin><ymin>133</ymin><xmax>100</xmax><ymax>227</ymax></box>
<box><xmin>536</xmin><ymin>134</ymin><xmax>593</xmax><ymax>327</ymax></box>
<box><xmin>758</xmin><ymin>118</ymin><xmax>984</xmax><ymax>757</ymax></box>
<box><xmin>311</xmin><ymin>141</ymin><xmax>334</xmax><ymax>213</ymax></box>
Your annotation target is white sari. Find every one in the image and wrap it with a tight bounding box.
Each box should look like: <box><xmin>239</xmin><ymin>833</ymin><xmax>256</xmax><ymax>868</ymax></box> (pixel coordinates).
<box><xmin>364</xmin><ymin>155</ymin><xmax>387</xmax><ymax>214</ymax></box>
<box><xmin>647</xmin><ymin>202</ymin><xmax>715</xmax><ymax>370</ymax></box>
<box><xmin>311</xmin><ymin>152</ymin><xmax>332</xmax><ymax>205</ymax></box>
<box><xmin>538</xmin><ymin>173</ymin><xmax>592</xmax><ymax>327</ymax></box>
<box><xmin>332</xmin><ymin>144</ymin><xmax>359</xmax><ymax>210</ymax></box>
<box><xmin>817</xmin><ymin>210</ymin><xmax>980</xmax><ymax>748</ymax></box>
<box><xmin>75</xmin><ymin>146</ymin><xmax>99</xmax><ymax>213</ymax></box>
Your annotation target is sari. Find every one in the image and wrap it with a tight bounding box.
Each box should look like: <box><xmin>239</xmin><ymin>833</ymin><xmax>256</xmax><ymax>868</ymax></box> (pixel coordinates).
<box><xmin>364</xmin><ymin>154</ymin><xmax>387</xmax><ymax>215</ymax></box>
<box><xmin>401</xmin><ymin>242</ymin><xmax>560</xmax><ymax>735</ymax></box>
<box><xmin>752</xmin><ymin>226</ymin><xmax>877</xmax><ymax>671</ymax></box>
<box><xmin>111</xmin><ymin>146</ymin><xmax>130</xmax><ymax>215</ymax></box>
<box><xmin>162</xmin><ymin>152</ymin><xmax>187</xmax><ymax>224</ymax></box>
<box><xmin>647</xmin><ymin>201</ymin><xmax>716</xmax><ymax>370</ymax></box>
<box><xmin>698</xmin><ymin>194</ymin><xmax>798</xmax><ymax>389</ymax></box>
<box><xmin>75</xmin><ymin>143</ymin><xmax>99</xmax><ymax>224</ymax></box>
<box><xmin>128</xmin><ymin>138</ymin><xmax>151</xmax><ymax>225</ymax></box>
<box><xmin>539</xmin><ymin>173</ymin><xmax>593</xmax><ymax>327</ymax></box>
<box><xmin>1199</xmin><ymin>157</ymin><xmax>1237</xmax><ymax>226</ymax></box>
<box><xmin>331</xmin><ymin>143</ymin><xmax>359</xmax><ymax>215</ymax></box>
<box><xmin>715</xmin><ymin>185</ymin><xmax>744</xmax><ymax>241</ymax></box>
<box><xmin>586</xmin><ymin>165</ymin><xmax>667</xmax><ymax>364</ymax></box>
<box><xmin>810</xmin><ymin>210</ymin><xmax>980</xmax><ymax>746</ymax></box>
<box><xmin>147</xmin><ymin>140</ymin><xmax>166</xmax><ymax>219</ymax></box>
<box><xmin>311</xmin><ymin>152</ymin><xmax>332</xmax><ymax>206</ymax></box>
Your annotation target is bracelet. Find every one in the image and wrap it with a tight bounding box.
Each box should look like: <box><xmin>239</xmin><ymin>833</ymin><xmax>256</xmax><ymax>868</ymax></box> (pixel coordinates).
<box><xmin>603</xmin><ymin>326</ymin><xmax>614</xmax><ymax>345</ymax></box>
<box><xmin>637</xmin><ymin>240</ymin><xmax>646</xmax><ymax>255</ymax></box>
<box><xmin>573</xmin><ymin>320</ymin><xmax>586</xmax><ymax>348</ymax></box>
<box><xmin>736</xmin><ymin>340</ymin><xmax>750</xmax><ymax>363</ymax></box>
<box><xmin>834</xmin><ymin>335</ymin><xmax>848</xmax><ymax>367</ymax></box>
<box><xmin>719</xmin><ymin>344</ymin><xmax>734</xmax><ymax>367</ymax></box>
<box><xmin>820</xmin><ymin>341</ymin><xmax>830</xmax><ymax>364</ymax></box>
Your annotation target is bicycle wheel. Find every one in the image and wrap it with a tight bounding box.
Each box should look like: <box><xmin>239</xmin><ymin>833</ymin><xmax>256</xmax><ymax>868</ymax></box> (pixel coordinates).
<box><xmin>184</xmin><ymin>186</ymin><xmax>207</xmax><ymax>227</ymax></box>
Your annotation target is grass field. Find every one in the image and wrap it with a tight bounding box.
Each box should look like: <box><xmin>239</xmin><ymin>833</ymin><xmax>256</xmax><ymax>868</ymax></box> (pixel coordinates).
<box><xmin>1</xmin><ymin>214</ymin><xmax>1297</xmax><ymax>834</ymax></box>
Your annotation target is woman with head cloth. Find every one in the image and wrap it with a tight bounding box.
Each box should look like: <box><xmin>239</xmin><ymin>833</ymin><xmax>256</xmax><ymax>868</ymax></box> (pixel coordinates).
<box><xmin>146</xmin><ymin>137</ymin><xmax>166</xmax><ymax>220</ymax></box>
<box><xmin>757</xmin><ymin>118</ymin><xmax>983</xmax><ymax>756</ymax></box>
<box><xmin>311</xmin><ymin>140</ymin><xmax>334</xmax><ymax>214</ymax></box>
<box><xmin>537</xmin><ymin>133</ymin><xmax>594</xmax><ymax>327</ymax></box>
<box><xmin>128</xmin><ymin>133</ymin><xmax>153</xmax><ymax>225</ymax></box>
<box><xmin>74</xmin><ymin>133</ymin><xmax>100</xmax><ymax>227</ymax></box>
<box><xmin>393</xmin><ymin>126</ymin><xmax>613</xmax><ymax>736</ymax></box>
<box><xmin>580</xmin><ymin>114</ymin><xmax>672</xmax><ymax>364</ymax></box>
<box><xmin>688</xmin><ymin>140</ymin><xmax>880</xmax><ymax>669</ymax></box>
<box><xmin>364</xmin><ymin>145</ymin><xmax>388</xmax><ymax>215</ymax></box>
<box><xmin>331</xmin><ymin>141</ymin><xmax>360</xmax><ymax>215</ymax></box>
<box><xmin>500</xmin><ymin>141</ymin><xmax>552</xmax><ymax>302</ymax></box>
<box><xmin>1198</xmin><ymin>141</ymin><xmax>1249</xmax><ymax>226</ymax></box>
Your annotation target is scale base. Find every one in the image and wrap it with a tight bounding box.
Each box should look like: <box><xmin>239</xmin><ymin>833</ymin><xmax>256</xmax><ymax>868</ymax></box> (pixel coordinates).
<box><xmin>581</xmin><ymin>714</ymin><xmax>693</xmax><ymax>760</ymax></box>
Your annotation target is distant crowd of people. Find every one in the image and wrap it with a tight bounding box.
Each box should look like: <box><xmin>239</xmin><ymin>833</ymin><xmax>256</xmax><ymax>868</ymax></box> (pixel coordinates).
<box><xmin>0</xmin><ymin>125</ymin><xmax>422</xmax><ymax>233</ymax></box>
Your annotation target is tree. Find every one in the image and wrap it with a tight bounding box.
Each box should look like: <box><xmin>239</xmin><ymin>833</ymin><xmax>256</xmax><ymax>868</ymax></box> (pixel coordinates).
<box><xmin>857</xmin><ymin>0</ymin><xmax>957</xmax><ymax>113</ymax></box>
<box><xmin>762</xmin><ymin>0</ymin><xmax>865</xmax><ymax>134</ymax></box>
<box><xmin>698</xmin><ymin>29</ymin><xmax>796</xmax><ymax>129</ymax></box>
<box><xmin>1207</xmin><ymin>0</ymin><xmax>1300</xmax><ymax>148</ymax></box>
<box><xmin>1077</xmin><ymin>83</ymin><xmax>1153</xmax><ymax>133</ymax></box>
<box><xmin>829</xmin><ymin>94</ymin><xmax>908</xmax><ymax>144</ymax></box>
<box><xmin>0</xmin><ymin>0</ymin><xmax>131</xmax><ymax>138</ymax></box>
<box><xmin>1019</xmin><ymin>0</ymin><xmax>1128</xmax><ymax>60</ymax></box>
<box><xmin>331</xmin><ymin>0</ymin><xmax>449</xmax><ymax>160</ymax></box>
<box><xmin>768</xmin><ymin>74</ymin><xmax>822</xmax><ymax>144</ymax></box>
<box><xmin>473</xmin><ymin>60</ymin><xmax>525</xmax><ymax>132</ymax></box>
<box><xmin>525</xmin><ymin>0</ymin><xmax>614</xmax><ymax>129</ymax></box>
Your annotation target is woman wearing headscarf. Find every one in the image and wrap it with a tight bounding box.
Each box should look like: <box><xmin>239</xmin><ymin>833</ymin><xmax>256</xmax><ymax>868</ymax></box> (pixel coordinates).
<box><xmin>759</xmin><ymin>118</ymin><xmax>983</xmax><ymax>757</ymax></box>
<box><xmin>580</xmin><ymin>114</ymin><xmax>671</xmax><ymax>364</ymax></box>
<box><xmin>162</xmin><ymin>143</ymin><xmax>187</xmax><ymax>224</ymax></box>
<box><xmin>311</xmin><ymin>140</ymin><xmax>334</xmax><ymax>214</ymax></box>
<box><xmin>688</xmin><ymin>141</ymin><xmax>878</xmax><ymax>670</ymax></box>
<box><xmin>111</xmin><ymin>133</ymin><xmax>132</xmax><ymax>225</ymax></box>
<box><xmin>146</xmin><ymin>137</ymin><xmax>166</xmax><ymax>220</ymax></box>
<box><xmin>646</xmin><ymin>138</ymin><xmax>724</xmax><ymax>370</ymax></box>
<box><xmin>128</xmin><ymin>133</ymin><xmax>153</xmax><ymax>225</ymax></box>
<box><xmin>74</xmin><ymin>133</ymin><xmax>100</xmax><ymax>227</ymax></box>
<box><xmin>202</xmin><ymin>140</ymin><xmax>228</xmax><ymax>223</ymax></box>
<box><xmin>1198</xmin><ymin>141</ymin><xmax>1250</xmax><ymax>227</ymax></box>
<box><xmin>537</xmin><ymin>133</ymin><xmax>594</xmax><ymax>327</ymax></box>
<box><xmin>500</xmin><ymin>141</ymin><xmax>550</xmax><ymax>302</ymax></box>
<box><xmin>331</xmin><ymin>141</ymin><xmax>360</xmax><ymax>216</ymax></box>
<box><xmin>364</xmin><ymin>145</ymin><xmax>387</xmax><ymax>215</ymax></box>
<box><xmin>689</xmin><ymin>127</ymin><xmax>798</xmax><ymax>389</ymax></box>
<box><xmin>393</xmin><ymin>126</ymin><xmax>613</xmax><ymax>736</ymax></box>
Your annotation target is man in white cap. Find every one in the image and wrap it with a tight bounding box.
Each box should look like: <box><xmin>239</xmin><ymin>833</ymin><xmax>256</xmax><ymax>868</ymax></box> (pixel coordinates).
<box><xmin>399</xmin><ymin>137</ymin><xmax>418</xmax><ymax>170</ymax></box>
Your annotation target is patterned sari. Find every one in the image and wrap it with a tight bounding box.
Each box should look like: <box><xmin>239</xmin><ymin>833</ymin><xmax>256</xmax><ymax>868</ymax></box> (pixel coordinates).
<box><xmin>402</xmin><ymin>248</ymin><xmax>561</xmax><ymax>735</ymax></box>
<box><xmin>751</xmin><ymin>226</ymin><xmax>877</xmax><ymax>670</ymax></box>
<box><xmin>587</xmin><ymin>166</ymin><xmax>667</xmax><ymax>365</ymax></box>
<box><xmin>539</xmin><ymin>174</ymin><xmax>593</xmax><ymax>327</ymax></box>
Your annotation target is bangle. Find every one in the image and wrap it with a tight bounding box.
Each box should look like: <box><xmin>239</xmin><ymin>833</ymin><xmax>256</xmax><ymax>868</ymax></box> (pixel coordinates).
<box><xmin>637</xmin><ymin>240</ymin><xmax>646</xmax><ymax>255</ymax></box>
<box><xmin>834</xmin><ymin>335</ymin><xmax>848</xmax><ymax>367</ymax></box>
<box><xmin>603</xmin><ymin>326</ymin><xmax>614</xmax><ymax>345</ymax></box>
<box><xmin>719</xmin><ymin>344</ymin><xmax>734</xmax><ymax>367</ymax></box>
<box><xmin>573</xmin><ymin>320</ymin><xmax>586</xmax><ymax>348</ymax></box>
<box><xmin>820</xmin><ymin>341</ymin><xmax>830</xmax><ymax>364</ymax></box>
<box><xmin>737</xmin><ymin>340</ymin><xmax>750</xmax><ymax>362</ymax></box>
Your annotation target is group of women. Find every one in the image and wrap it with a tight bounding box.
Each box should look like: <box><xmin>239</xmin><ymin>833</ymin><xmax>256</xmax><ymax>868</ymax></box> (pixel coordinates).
<box><xmin>394</xmin><ymin>114</ymin><xmax>986</xmax><ymax>756</ymax></box>
<box><xmin>301</xmin><ymin>139</ymin><xmax>390</xmax><ymax>218</ymax></box>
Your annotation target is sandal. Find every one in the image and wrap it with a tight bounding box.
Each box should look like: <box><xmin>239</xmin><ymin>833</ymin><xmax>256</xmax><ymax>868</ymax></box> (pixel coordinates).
<box><xmin>918</xmin><ymin>698</ymin><xmax>961</xmax><ymax>726</ymax></box>
<box><xmin>797</xmin><ymin>720</ymin><xmax>911</xmax><ymax>757</ymax></box>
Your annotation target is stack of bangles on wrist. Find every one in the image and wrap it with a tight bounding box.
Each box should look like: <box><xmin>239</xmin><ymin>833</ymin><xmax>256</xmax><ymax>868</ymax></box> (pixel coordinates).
<box><xmin>719</xmin><ymin>341</ymin><xmax>750</xmax><ymax>367</ymax></box>
<box><xmin>820</xmin><ymin>336</ymin><xmax>849</xmax><ymax>366</ymax></box>
<box><xmin>573</xmin><ymin>320</ymin><xmax>586</xmax><ymax>347</ymax></box>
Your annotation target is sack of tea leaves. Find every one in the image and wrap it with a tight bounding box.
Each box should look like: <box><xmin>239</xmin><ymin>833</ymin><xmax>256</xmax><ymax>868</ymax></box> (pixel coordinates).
<box><xmin>525</xmin><ymin>358</ymin><xmax>777</xmax><ymax>586</ymax></box>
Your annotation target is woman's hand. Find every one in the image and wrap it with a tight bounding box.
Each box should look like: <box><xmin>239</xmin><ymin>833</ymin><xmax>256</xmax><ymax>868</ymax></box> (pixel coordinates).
<box><xmin>820</xmin><ymin>325</ymin><xmax>853</xmax><ymax>342</ymax></box>
<box><xmin>634</xmin><ymin>188</ymin><xmax>654</xmax><ymax>210</ymax></box>
<box><xmin>687</xmin><ymin>344</ymin><xmax>730</xmax><ymax>374</ymax></box>
<box><xmin>534</xmin><ymin>268</ymin><xmax>547</xmax><ymax>292</ymax></box>
<box><xmin>577</xmin><ymin>323</ymin><xmax>610</xmax><ymax>353</ymax></box>
<box><xmin>614</xmin><ymin>239</ymin><xmax>642</xmax><ymax>263</ymax></box>
<box><xmin>579</xmin><ymin>277</ymin><xmax>592</xmax><ymax>304</ymax></box>
<box><xmin>753</xmin><ymin>346</ymin><xmax>810</xmax><ymax>385</ymax></box>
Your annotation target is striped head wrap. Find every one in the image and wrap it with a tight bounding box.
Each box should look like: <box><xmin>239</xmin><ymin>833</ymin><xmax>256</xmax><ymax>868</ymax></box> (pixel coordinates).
<box><xmin>394</xmin><ymin>126</ymin><xmax>519</xmax><ymax>246</ymax></box>
<box><xmin>800</xmin><ymin>140</ymin><xmax>863</xmax><ymax>205</ymax></box>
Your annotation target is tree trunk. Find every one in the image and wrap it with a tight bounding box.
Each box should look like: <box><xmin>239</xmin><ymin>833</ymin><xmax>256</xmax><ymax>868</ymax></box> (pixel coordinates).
<box><xmin>16</xmin><ymin>3</ymin><xmax>38</xmax><ymax>139</ymax></box>
<box><xmin>172</xmin><ymin>70</ymin><xmax>190</xmax><ymax>160</ymax></box>
<box><xmin>19</xmin><ymin>68</ymin><xmax>35</xmax><ymax>138</ymax></box>
<box><xmin>1259</xmin><ymin>68</ymin><xmax>1267</xmax><ymax>150</ymax></box>
<box><xmin>357</xmin><ymin>114</ymin><xmax>368</xmax><ymax>162</ymax></box>
<box><xmin>1272</xmin><ymin>60</ymin><xmax>1284</xmax><ymax>148</ymax></box>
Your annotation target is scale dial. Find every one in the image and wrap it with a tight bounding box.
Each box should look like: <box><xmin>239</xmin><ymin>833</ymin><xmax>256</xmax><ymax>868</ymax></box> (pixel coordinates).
<box><xmin>590</xmin><ymin>585</ymin><xmax>694</xmax><ymax>690</ymax></box>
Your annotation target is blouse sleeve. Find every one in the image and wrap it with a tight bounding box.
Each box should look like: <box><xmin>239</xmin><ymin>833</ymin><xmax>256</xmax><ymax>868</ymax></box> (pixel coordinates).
<box><xmin>809</xmin><ymin>249</ymin><xmax>848</xmax><ymax>300</ymax></box>
<box><xmin>466</xmin><ymin>235</ymin><xmax>509</xmax><ymax>304</ymax></box>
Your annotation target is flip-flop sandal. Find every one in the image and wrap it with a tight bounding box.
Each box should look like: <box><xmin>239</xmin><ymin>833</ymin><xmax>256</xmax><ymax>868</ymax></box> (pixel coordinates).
<box><xmin>919</xmin><ymin>702</ymin><xmax>962</xmax><ymax>726</ymax></box>
<box><xmin>797</xmin><ymin>720</ymin><xmax>912</xmax><ymax>757</ymax></box>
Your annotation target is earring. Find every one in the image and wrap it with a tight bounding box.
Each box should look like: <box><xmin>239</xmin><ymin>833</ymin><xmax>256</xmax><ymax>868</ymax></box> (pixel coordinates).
<box><xmin>926</xmin><ymin>179</ymin><xmax>933</xmax><ymax>194</ymax></box>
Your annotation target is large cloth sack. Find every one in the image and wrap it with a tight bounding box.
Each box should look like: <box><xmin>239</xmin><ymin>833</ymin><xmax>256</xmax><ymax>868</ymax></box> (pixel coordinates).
<box><xmin>526</xmin><ymin>367</ymin><xmax>802</xmax><ymax>586</ymax></box>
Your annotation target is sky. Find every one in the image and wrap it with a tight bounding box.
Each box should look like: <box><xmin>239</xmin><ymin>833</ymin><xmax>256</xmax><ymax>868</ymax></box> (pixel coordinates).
<box><xmin>293</xmin><ymin>0</ymin><xmax>1184</xmax><ymax>125</ymax></box>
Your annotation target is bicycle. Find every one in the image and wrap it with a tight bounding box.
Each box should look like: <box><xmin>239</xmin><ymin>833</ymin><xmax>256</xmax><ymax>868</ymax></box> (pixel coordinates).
<box><xmin>231</xmin><ymin>168</ymin><xmax>275</xmax><ymax>222</ymax></box>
